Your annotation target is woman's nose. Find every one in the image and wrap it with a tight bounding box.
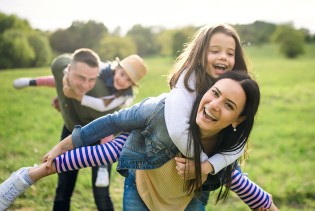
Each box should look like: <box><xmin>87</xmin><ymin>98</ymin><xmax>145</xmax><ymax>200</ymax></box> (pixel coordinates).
<box><xmin>209</xmin><ymin>99</ymin><xmax>221</xmax><ymax>111</ymax></box>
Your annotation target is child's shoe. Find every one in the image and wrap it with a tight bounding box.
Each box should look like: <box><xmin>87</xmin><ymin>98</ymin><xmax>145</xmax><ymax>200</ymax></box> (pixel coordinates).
<box><xmin>95</xmin><ymin>167</ymin><xmax>109</xmax><ymax>187</ymax></box>
<box><xmin>13</xmin><ymin>78</ymin><xmax>32</xmax><ymax>89</ymax></box>
<box><xmin>0</xmin><ymin>167</ymin><xmax>32</xmax><ymax>210</ymax></box>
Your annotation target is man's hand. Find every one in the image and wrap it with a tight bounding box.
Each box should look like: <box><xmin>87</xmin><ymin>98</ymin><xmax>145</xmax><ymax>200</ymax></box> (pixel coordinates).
<box><xmin>62</xmin><ymin>74</ymin><xmax>83</xmax><ymax>101</ymax></box>
<box><xmin>51</xmin><ymin>96</ymin><xmax>61</xmax><ymax>112</ymax></box>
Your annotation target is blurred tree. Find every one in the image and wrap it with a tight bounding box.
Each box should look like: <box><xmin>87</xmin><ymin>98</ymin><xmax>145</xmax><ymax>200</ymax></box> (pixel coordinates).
<box><xmin>126</xmin><ymin>24</ymin><xmax>159</xmax><ymax>56</ymax></box>
<box><xmin>28</xmin><ymin>32</ymin><xmax>53</xmax><ymax>66</ymax></box>
<box><xmin>97</xmin><ymin>35</ymin><xmax>136</xmax><ymax>61</ymax></box>
<box><xmin>235</xmin><ymin>21</ymin><xmax>277</xmax><ymax>45</ymax></box>
<box><xmin>172</xmin><ymin>26</ymin><xmax>196</xmax><ymax>57</ymax></box>
<box><xmin>0</xmin><ymin>13</ymin><xmax>32</xmax><ymax>33</ymax></box>
<box><xmin>50</xmin><ymin>20</ymin><xmax>108</xmax><ymax>53</ymax></box>
<box><xmin>0</xmin><ymin>29</ymin><xmax>35</xmax><ymax>69</ymax></box>
<box><xmin>0</xmin><ymin>12</ymin><xmax>53</xmax><ymax>69</ymax></box>
<box><xmin>157</xmin><ymin>29</ymin><xmax>176</xmax><ymax>57</ymax></box>
<box><xmin>301</xmin><ymin>28</ymin><xmax>314</xmax><ymax>43</ymax></box>
<box><xmin>271</xmin><ymin>24</ymin><xmax>305</xmax><ymax>58</ymax></box>
<box><xmin>50</xmin><ymin>29</ymin><xmax>79</xmax><ymax>53</ymax></box>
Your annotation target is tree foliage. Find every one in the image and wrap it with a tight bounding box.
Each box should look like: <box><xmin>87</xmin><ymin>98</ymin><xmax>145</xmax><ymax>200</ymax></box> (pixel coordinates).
<box><xmin>0</xmin><ymin>12</ymin><xmax>51</xmax><ymax>69</ymax></box>
<box><xmin>28</xmin><ymin>32</ymin><xmax>53</xmax><ymax>66</ymax></box>
<box><xmin>171</xmin><ymin>26</ymin><xmax>196</xmax><ymax>57</ymax></box>
<box><xmin>97</xmin><ymin>35</ymin><xmax>136</xmax><ymax>61</ymax></box>
<box><xmin>0</xmin><ymin>29</ymin><xmax>35</xmax><ymax>68</ymax></box>
<box><xmin>0</xmin><ymin>13</ymin><xmax>32</xmax><ymax>33</ymax></box>
<box><xmin>0</xmin><ymin>11</ymin><xmax>314</xmax><ymax>69</ymax></box>
<box><xmin>127</xmin><ymin>24</ymin><xmax>159</xmax><ymax>56</ymax></box>
<box><xmin>235</xmin><ymin>21</ymin><xmax>277</xmax><ymax>45</ymax></box>
<box><xmin>271</xmin><ymin>24</ymin><xmax>305</xmax><ymax>58</ymax></box>
<box><xmin>50</xmin><ymin>20</ymin><xmax>108</xmax><ymax>53</ymax></box>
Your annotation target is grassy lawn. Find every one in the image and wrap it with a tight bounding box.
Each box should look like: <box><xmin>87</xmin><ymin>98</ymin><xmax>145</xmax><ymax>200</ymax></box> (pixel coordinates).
<box><xmin>0</xmin><ymin>44</ymin><xmax>314</xmax><ymax>210</ymax></box>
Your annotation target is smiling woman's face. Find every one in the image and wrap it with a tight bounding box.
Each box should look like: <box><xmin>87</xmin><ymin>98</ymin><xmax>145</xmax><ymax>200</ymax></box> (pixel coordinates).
<box><xmin>196</xmin><ymin>78</ymin><xmax>246</xmax><ymax>138</ymax></box>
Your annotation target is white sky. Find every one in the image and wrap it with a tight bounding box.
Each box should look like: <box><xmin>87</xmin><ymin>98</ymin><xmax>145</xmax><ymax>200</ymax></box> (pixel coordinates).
<box><xmin>0</xmin><ymin>0</ymin><xmax>314</xmax><ymax>34</ymax></box>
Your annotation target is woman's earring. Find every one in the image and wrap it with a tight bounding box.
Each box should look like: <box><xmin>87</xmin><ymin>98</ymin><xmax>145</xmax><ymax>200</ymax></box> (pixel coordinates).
<box><xmin>233</xmin><ymin>126</ymin><xmax>237</xmax><ymax>132</ymax></box>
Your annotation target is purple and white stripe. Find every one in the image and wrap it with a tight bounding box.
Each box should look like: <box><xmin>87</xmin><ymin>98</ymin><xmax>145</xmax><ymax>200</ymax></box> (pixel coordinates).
<box><xmin>230</xmin><ymin>169</ymin><xmax>272</xmax><ymax>209</ymax></box>
<box><xmin>54</xmin><ymin>132</ymin><xmax>129</xmax><ymax>173</ymax></box>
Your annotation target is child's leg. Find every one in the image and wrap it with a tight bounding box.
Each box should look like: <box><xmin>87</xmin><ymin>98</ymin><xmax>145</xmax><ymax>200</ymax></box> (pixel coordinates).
<box><xmin>13</xmin><ymin>76</ymin><xmax>55</xmax><ymax>89</ymax></box>
<box><xmin>230</xmin><ymin>169</ymin><xmax>272</xmax><ymax>210</ymax></box>
<box><xmin>34</xmin><ymin>76</ymin><xmax>55</xmax><ymax>87</ymax></box>
<box><xmin>95</xmin><ymin>135</ymin><xmax>114</xmax><ymax>187</ymax></box>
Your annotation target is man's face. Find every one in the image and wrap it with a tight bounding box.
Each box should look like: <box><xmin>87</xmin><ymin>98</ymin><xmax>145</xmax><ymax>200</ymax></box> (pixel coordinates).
<box><xmin>67</xmin><ymin>61</ymin><xmax>99</xmax><ymax>96</ymax></box>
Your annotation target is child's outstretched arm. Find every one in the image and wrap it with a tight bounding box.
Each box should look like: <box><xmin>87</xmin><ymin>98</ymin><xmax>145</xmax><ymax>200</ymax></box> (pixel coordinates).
<box><xmin>81</xmin><ymin>95</ymin><xmax>134</xmax><ymax>111</ymax></box>
<box><xmin>230</xmin><ymin>169</ymin><xmax>279</xmax><ymax>211</ymax></box>
<box><xmin>63</xmin><ymin>74</ymin><xmax>134</xmax><ymax>112</ymax></box>
<box><xmin>54</xmin><ymin>132</ymin><xmax>129</xmax><ymax>173</ymax></box>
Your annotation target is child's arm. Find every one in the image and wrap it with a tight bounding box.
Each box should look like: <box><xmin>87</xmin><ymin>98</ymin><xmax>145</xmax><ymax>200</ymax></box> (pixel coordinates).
<box><xmin>81</xmin><ymin>95</ymin><xmax>134</xmax><ymax>111</ymax></box>
<box><xmin>230</xmin><ymin>169</ymin><xmax>279</xmax><ymax>211</ymax></box>
<box><xmin>54</xmin><ymin>132</ymin><xmax>129</xmax><ymax>173</ymax></box>
<box><xmin>63</xmin><ymin>74</ymin><xmax>134</xmax><ymax>111</ymax></box>
<box><xmin>165</xmin><ymin>71</ymin><xmax>206</xmax><ymax>159</ymax></box>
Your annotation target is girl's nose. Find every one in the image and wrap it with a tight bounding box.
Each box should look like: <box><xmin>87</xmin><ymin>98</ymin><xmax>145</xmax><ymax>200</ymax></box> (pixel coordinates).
<box><xmin>219</xmin><ymin>52</ymin><xmax>227</xmax><ymax>60</ymax></box>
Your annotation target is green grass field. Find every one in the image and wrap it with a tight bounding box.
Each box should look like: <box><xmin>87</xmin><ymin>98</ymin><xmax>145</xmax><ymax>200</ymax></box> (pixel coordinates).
<box><xmin>0</xmin><ymin>44</ymin><xmax>315</xmax><ymax>210</ymax></box>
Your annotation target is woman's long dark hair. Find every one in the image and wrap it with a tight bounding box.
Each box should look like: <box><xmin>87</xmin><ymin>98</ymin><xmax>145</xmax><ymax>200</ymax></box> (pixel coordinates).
<box><xmin>184</xmin><ymin>71</ymin><xmax>260</xmax><ymax>203</ymax></box>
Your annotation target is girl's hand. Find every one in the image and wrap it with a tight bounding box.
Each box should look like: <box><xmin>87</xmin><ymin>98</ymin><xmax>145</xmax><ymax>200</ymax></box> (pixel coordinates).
<box><xmin>175</xmin><ymin>157</ymin><xmax>195</xmax><ymax>180</ymax></box>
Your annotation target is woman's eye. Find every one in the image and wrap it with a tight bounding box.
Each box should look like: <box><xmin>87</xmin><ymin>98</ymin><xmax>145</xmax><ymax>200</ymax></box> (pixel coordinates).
<box><xmin>212</xmin><ymin>90</ymin><xmax>219</xmax><ymax>97</ymax></box>
<box><xmin>226</xmin><ymin>103</ymin><xmax>234</xmax><ymax>110</ymax></box>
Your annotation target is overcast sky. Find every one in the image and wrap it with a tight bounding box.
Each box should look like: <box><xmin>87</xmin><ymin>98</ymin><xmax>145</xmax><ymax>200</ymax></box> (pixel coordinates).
<box><xmin>0</xmin><ymin>0</ymin><xmax>314</xmax><ymax>34</ymax></box>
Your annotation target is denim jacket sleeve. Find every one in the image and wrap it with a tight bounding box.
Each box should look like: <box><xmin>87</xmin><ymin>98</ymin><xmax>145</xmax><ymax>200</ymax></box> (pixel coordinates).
<box><xmin>72</xmin><ymin>99</ymin><xmax>149</xmax><ymax>148</ymax></box>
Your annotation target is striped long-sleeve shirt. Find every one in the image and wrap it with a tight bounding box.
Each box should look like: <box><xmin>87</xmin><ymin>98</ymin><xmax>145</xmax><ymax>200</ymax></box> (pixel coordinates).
<box><xmin>54</xmin><ymin>132</ymin><xmax>272</xmax><ymax>209</ymax></box>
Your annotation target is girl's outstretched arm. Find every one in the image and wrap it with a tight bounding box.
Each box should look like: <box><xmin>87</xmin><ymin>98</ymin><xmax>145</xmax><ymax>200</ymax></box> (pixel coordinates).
<box><xmin>230</xmin><ymin>169</ymin><xmax>279</xmax><ymax>211</ymax></box>
<box><xmin>54</xmin><ymin>132</ymin><xmax>128</xmax><ymax>173</ymax></box>
<box><xmin>44</xmin><ymin>132</ymin><xmax>129</xmax><ymax>173</ymax></box>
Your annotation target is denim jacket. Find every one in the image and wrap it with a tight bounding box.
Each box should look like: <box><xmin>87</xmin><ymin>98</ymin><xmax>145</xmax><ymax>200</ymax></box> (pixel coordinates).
<box><xmin>72</xmin><ymin>93</ymin><xmax>180</xmax><ymax>173</ymax></box>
